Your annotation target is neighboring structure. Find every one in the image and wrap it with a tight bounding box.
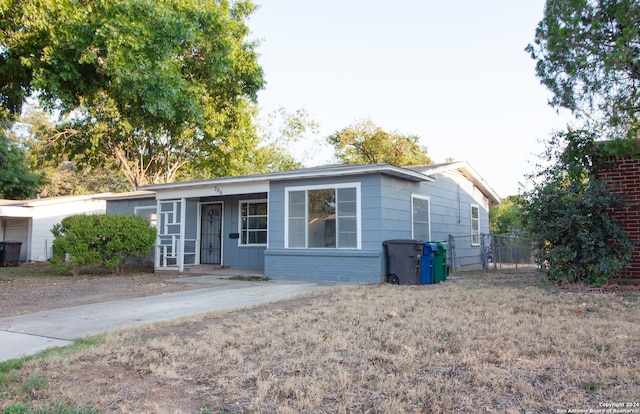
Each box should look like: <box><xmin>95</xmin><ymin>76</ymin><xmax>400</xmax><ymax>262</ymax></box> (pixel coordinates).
<box><xmin>0</xmin><ymin>194</ymin><xmax>107</xmax><ymax>263</ymax></box>
<box><xmin>596</xmin><ymin>154</ymin><xmax>640</xmax><ymax>283</ymax></box>
<box><xmin>104</xmin><ymin>162</ymin><xmax>500</xmax><ymax>283</ymax></box>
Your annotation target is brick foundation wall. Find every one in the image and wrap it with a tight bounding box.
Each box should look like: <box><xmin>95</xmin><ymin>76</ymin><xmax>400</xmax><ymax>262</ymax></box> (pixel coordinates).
<box><xmin>597</xmin><ymin>156</ymin><xmax>640</xmax><ymax>282</ymax></box>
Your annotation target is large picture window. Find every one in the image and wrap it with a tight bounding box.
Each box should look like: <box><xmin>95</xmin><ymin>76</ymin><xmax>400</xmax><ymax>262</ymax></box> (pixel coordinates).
<box><xmin>471</xmin><ymin>204</ymin><xmax>480</xmax><ymax>246</ymax></box>
<box><xmin>240</xmin><ymin>200</ymin><xmax>267</xmax><ymax>245</ymax></box>
<box><xmin>412</xmin><ymin>195</ymin><xmax>430</xmax><ymax>241</ymax></box>
<box><xmin>286</xmin><ymin>184</ymin><xmax>359</xmax><ymax>249</ymax></box>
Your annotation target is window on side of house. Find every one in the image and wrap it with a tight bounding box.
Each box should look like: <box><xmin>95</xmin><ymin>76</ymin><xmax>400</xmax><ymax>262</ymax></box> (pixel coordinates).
<box><xmin>412</xmin><ymin>195</ymin><xmax>430</xmax><ymax>241</ymax></box>
<box><xmin>239</xmin><ymin>200</ymin><xmax>268</xmax><ymax>245</ymax></box>
<box><xmin>471</xmin><ymin>204</ymin><xmax>480</xmax><ymax>246</ymax></box>
<box><xmin>286</xmin><ymin>184</ymin><xmax>360</xmax><ymax>249</ymax></box>
<box><xmin>134</xmin><ymin>206</ymin><xmax>157</xmax><ymax>227</ymax></box>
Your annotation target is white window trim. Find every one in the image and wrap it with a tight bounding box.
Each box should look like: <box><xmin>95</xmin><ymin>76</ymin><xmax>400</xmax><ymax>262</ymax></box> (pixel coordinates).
<box><xmin>284</xmin><ymin>182</ymin><xmax>362</xmax><ymax>249</ymax></box>
<box><xmin>411</xmin><ymin>194</ymin><xmax>431</xmax><ymax>241</ymax></box>
<box><xmin>471</xmin><ymin>203</ymin><xmax>480</xmax><ymax>246</ymax></box>
<box><xmin>134</xmin><ymin>206</ymin><xmax>158</xmax><ymax>228</ymax></box>
<box><xmin>238</xmin><ymin>199</ymin><xmax>268</xmax><ymax>247</ymax></box>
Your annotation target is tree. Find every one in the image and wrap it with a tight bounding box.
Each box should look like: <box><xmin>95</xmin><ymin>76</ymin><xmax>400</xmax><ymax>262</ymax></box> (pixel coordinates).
<box><xmin>522</xmin><ymin>128</ymin><xmax>634</xmax><ymax>285</ymax></box>
<box><xmin>1</xmin><ymin>0</ymin><xmax>264</xmax><ymax>187</ymax></box>
<box><xmin>0</xmin><ymin>111</ymin><xmax>44</xmax><ymax>199</ymax></box>
<box><xmin>19</xmin><ymin>108</ymin><xmax>129</xmax><ymax>196</ymax></box>
<box><xmin>489</xmin><ymin>195</ymin><xmax>527</xmax><ymax>234</ymax></box>
<box><xmin>327</xmin><ymin>120</ymin><xmax>432</xmax><ymax>166</ymax></box>
<box><xmin>526</xmin><ymin>0</ymin><xmax>640</xmax><ymax>136</ymax></box>
<box><xmin>0</xmin><ymin>135</ymin><xmax>44</xmax><ymax>199</ymax></box>
<box><xmin>248</xmin><ymin>107</ymin><xmax>322</xmax><ymax>174</ymax></box>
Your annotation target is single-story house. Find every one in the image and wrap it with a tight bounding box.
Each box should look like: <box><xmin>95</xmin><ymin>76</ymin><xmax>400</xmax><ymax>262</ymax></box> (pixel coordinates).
<box><xmin>0</xmin><ymin>194</ymin><xmax>107</xmax><ymax>263</ymax></box>
<box><xmin>103</xmin><ymin>162</ymin><xmax>500</xmax><ymax>283</ymax></box>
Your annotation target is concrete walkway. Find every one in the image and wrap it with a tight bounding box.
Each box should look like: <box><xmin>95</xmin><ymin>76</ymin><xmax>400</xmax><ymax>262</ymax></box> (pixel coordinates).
<box><xmin>0</xmin><ymin>274</ymin><xmax>342</xmax><ymax>362</ymax></box>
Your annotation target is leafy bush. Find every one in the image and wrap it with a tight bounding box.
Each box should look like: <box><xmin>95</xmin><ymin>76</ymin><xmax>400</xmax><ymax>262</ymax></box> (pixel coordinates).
<box><xmin>50</xmin><ymin>214</ymin><xmax>156</xmax><ymax>275</ymax></box>
<box><xmin>523</xmin><ymin>129</ymin><xmax>634</xmax><ymax>286</ymax></box>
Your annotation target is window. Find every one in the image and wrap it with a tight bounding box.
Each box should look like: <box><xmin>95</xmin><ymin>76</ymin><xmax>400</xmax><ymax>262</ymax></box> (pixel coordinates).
<box><xmin>240</xmin><ymin>200</ymin><xmax>267</xmax><ymax>245</ymax></box>
<box><xmin>286</xmin><ymin>184</ymin><xmax>359</xmax><ymax>248</ymax></box>
<box><xmin>471</xmin><ymin>204</ymin><xmax>480</xmax><ymax>246</ymax></box>
<box><xmin>134</xmin><ymin>206</ymin><xmax>157</xmax><ymax>227</ymax></box>
<box><xmin>412</xmin><ymin>195</ymin><xmax>430</xmax><ymax>241</ymax></box>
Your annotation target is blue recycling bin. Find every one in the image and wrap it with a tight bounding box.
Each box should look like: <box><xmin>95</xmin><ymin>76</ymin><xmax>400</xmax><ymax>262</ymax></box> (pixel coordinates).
<box><xmin>420</xmin><ymin>242</ymin><xmax>437</xmax><ymax>284</ymax></box>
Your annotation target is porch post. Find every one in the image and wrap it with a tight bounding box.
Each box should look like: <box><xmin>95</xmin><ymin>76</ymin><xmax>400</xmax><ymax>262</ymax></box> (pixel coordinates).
<box><xmin>155</xmin><ymin>198</ymin><xmax>161</xmax><ymax>269</ymax></box>
<box><xmin>179</xmin><ymin>197</ymin><xmax>186</xmax><ymax>272</ymax></box>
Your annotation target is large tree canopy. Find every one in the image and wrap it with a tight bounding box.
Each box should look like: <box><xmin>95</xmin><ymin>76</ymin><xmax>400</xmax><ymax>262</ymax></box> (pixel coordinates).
<box><xmin>526</xmin><ymin>0</ymin><xmax>640</xmax><ymax>136</ymax></box>
<box><xmin>0</xmin><ymin>0</ymin><xmax>264</xmax><ymax>187</ymax></box>
<box><xmin>327</xmin><ymin>120</ymin><xmax>432</xmax><ymax>166</ymax></box>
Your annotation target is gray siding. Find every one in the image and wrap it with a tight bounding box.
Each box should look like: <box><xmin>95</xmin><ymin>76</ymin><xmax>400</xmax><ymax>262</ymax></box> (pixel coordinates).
<box><xmin>378</xmin><ymin>173</ymin><xmax>491</xmax><ymax>272</ymax></box>
<box><xmin>265</xmin><ymin>249</ymin><xmax>382</xmax><ymax>283</ymax></box>
<box><xmin>266</xmin><ymin>175</ymin><xmax>385</xmax><ymax>282</ymax></box>
<box><xmin>105</xmin><ymin>198</ymin><xmax>156</xmax><ymax>215</ymax></box>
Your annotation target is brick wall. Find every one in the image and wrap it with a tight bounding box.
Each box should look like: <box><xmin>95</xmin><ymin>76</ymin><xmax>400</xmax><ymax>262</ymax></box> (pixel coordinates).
<box><xmin>597</xmin><ymin>156</ymin><xmax>640</xmax><ymax>282</ymax></box>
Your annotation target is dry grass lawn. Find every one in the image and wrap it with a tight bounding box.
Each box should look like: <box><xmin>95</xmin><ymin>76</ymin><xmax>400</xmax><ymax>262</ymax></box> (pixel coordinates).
<box><xmin>1</xmin><ymin>272</ymin><xmax>639</xmax><ymax>413</ymax></box>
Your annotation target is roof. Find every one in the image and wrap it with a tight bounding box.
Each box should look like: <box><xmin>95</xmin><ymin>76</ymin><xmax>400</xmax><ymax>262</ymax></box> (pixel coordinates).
<box><xmin>102</xmin><ymin>162</ymin><xmax>500</xmax><ymax>206</ymax></box>
<box><xmin>406</xmin><ymin>161</ymin><xmax>501</xmax><ymax>206</ymax></box>
<box><xmin>0</xmin><ymin>193</ymin><xmax>111</xmax><ymax>208</ymax></box>
<box><xmin>0</xmin><ymin>193</ymin><xmax>109</xmax><ymax>218</ymax></box>
<box><xmin>140</xmin><ymin>164</ymin><xmax>434</xmax><ymax>192</ymax></box>
<box><xmin>94</xmin><ymin>190</ymin><xmax>155</xmax><ymax>201</ymax></box>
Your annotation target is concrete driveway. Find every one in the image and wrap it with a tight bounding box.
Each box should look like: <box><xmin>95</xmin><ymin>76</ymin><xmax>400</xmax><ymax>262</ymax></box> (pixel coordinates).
<box><xmin>0</xmin><ymin>274</ymin><xmax>343</xmax><ymax>362</ymax></box>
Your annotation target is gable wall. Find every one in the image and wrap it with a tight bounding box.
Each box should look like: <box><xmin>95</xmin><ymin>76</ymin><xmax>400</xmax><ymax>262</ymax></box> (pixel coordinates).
<box><xmin>381</xmin><ymin>171</ymin><xmax>490</xmax><ymax>270</ymax></box>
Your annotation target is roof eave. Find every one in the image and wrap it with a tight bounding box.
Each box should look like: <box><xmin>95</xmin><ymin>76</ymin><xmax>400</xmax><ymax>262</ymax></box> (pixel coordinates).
<box><xmin>140</xmin><ymin>164</ymin><xmax>434</xmax><ymax>192</ymax></box>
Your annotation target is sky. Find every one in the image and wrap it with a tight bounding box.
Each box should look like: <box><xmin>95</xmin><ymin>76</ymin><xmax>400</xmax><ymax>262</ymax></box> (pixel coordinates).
<box><xmin>246</xmin><ymin>0</ymin><xmax>575</xmax><ymax>199</ymax></box>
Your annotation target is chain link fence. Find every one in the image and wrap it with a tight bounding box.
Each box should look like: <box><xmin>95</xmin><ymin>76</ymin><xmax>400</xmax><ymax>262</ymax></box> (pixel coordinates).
<box><xmin>482</xmin><ymin>233</ymin><xmax>538</xmax><ymax>273</ymax></box>
<box><xmin>448</xmin><ymin>233</ymin><xmax>539</xmax><ymax>273</ymax></box>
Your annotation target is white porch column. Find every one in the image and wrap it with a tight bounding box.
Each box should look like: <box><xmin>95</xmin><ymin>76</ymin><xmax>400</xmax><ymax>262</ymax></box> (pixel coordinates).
<box><xmin>155</xmin><ymin>198</ymin><xmax>161</xmax><ymax>269</ymax></box>
<box><xmin>178</xmin><ymin>197</ymin><xmax>186</xmax><ymax>272</ymax></box>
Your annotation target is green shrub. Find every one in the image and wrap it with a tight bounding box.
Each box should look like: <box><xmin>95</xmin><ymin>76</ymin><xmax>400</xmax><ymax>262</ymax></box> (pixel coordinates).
<box><xmin>50</xmin><ymin>214</ymin><xmax>156</xmax><ymax>275</ymax></box>
<box><xmin>523</xmin><ymin>129</ymin><xmax>634</xmax><ymax>286</ymax></box>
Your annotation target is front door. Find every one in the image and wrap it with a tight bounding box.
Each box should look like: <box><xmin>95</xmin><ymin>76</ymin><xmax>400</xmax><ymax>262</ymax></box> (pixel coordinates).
<box><xmin>200</xmin><ymin>203</ymin><xmax>222</xmax><ymax>264</ymax></box>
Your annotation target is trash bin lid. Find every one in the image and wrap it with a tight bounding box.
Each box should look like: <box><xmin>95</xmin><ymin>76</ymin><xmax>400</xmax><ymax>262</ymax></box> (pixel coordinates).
<box><xmin>436</xmin><ymin>241</ymin><xmax>448</xmax><ymax>251</ymax></box>
<box><xmin>383</xmin><ymin>239</ymin><xmax>424</xmax><ymax>245</ymax></box>
<box><xmin>423</xmin><ymin>242</ymin><xmax>438</xmax><ymax>254</ymax></box>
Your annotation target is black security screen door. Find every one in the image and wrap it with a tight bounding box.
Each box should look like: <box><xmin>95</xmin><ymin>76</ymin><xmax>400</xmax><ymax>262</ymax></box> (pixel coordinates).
<box><xmin>200</xmin><ymin>203</ymin><xmax>222</xmax><ymax>264</ymax></box>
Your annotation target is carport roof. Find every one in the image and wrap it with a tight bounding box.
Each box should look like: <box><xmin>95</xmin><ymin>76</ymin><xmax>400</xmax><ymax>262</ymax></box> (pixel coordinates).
<box><xmin>0</xmin><ymin>194</ymin><xmax>110</xmax><ymax>218</ymax></box>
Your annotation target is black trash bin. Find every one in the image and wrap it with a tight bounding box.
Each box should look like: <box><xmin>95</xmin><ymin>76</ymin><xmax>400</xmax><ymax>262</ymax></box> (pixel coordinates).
<box><xmin>0</xmin><ymin>241</ymin><xmax>22</xmax><ymax>267</ymax></box>
<box><xmin>383</xmin><ymin>239</ymin><xmax>424</xmax><ymax>285</ymax></box>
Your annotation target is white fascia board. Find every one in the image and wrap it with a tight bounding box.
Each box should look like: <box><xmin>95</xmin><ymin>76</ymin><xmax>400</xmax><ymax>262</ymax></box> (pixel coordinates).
<box><xmin>0</xmin><ymin>206</ymin><xmax>33</xmax><ymax>218</ymax></box>
<box><xmin>153</xmin><ymin>180</ymin><xmax>270</xmax><ymax>200</ymax></box>
<box><xmin>9</xmin><ymin>193</ymin><xmax>111</xmax><ymax>208</ymax></box>
<box><xmin>413</xmin><ymin>162</ymin><xmax>501</xmax><ymax>206</ymax></box>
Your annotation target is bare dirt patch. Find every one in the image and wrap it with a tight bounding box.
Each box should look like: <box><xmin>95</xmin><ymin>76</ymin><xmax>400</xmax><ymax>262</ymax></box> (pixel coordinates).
<box><xmin>0</xmin><ymin>263</ymin><xmax>191</xmax><ymax>317</ymax></box>
<box><xmin>1</xmin><ymin>271</ymin><xmax>639</xmax><ymax>413</ymax></box>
